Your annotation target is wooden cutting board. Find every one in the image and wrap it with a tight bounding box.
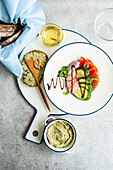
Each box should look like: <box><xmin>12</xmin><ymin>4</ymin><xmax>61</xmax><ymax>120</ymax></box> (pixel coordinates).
<box><xmin>17</xmin><ymin>29</ymin><xmax>90</xmax><ymax>144</ymax></box>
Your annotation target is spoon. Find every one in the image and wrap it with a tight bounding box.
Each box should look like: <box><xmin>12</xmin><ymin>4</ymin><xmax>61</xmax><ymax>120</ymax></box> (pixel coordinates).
<box><xmin>25</xmin><ymin>56</ymin><xmax>51</xmax><ymax>112</ymax></box>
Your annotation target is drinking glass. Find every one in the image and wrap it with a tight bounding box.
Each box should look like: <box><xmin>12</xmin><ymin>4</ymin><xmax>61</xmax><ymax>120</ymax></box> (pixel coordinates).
<box><xmin>94</xmin><ymin>8</ymin><xmax>113</xmax><ymax>41</ymax></box>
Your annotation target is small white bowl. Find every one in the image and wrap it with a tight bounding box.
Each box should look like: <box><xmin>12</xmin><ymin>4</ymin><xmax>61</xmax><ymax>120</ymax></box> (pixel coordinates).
<box><xmin>44</xmin><ymin>117</ymin><xmax>77</xmax><ymax>152</ymax></box>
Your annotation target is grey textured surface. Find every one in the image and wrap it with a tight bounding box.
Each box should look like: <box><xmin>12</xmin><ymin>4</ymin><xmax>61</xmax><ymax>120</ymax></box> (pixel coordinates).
<box><xmin>0</xmin><ymin>0</ymin><xmax>113</xmax><ymax>170</ymax></box>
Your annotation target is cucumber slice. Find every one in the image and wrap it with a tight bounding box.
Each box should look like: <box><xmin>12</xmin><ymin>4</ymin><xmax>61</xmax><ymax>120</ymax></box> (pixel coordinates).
<box><xmin>78</xmin><ymin>77</ymin><xmax>92</xmax><ymax>84</ymax></box>
<box><xmin>78</xmin><ymin>78</ymin><xmax>89</xmax><ymax>84</ymax></box>
<box><xmin>88</xmin><ymin>85</ymin><xmax>93</xmax><ymax>92</ymax></box>
<box><xmin>86</xmin><ymin>77</ymin><xmax>93</xmax><ymax>84</ymax></box>
<box><xmin>76</xmin><ymin>68</ymin><xmax>85</xmax><ymax>79</ymax></box>
<box><xmin>84</xmin><ymin>68</ymin><xmax>89</xmax><ymax>77</ymax></box>
<box><xmin>73</xmin><ymin>87</ymin><xmax>89</xmax><ymax>100</ymax></box>
<box><xmin>79</xmin><ymin>83</ymin><xmax>93</xmax><ymax>92</ymax></box>
<box><xmin>84</xmin><ymin>90</ymin><xmax>92</xmax><ymax>101</ymax></box>
<box><xmin>76</xmin><ymin>68</ymin><xmax>89</xmax><ymax>79</ymax></box>
<box><xmin>79</xmin><ymin>83</ymin><xmax>89</xmax><ymax>90</ymax></box>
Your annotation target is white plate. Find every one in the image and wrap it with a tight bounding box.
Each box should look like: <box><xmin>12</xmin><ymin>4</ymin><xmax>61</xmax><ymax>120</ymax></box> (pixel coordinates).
<box><xmin>17</xmin><ymin>29</ymin><xmax>91</xmax><ymax>144</ymax></box>
<box><xmin>43</xmin><ymin>42</ymin><xmax>113</xmax><ymax>116</ymax></box>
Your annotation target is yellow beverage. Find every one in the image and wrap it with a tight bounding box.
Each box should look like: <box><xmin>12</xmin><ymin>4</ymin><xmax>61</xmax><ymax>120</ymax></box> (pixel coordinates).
<box><xmin>39</xmin><ymin>23</ymin><xmax>63</xmax><ymax>47</ymax></box>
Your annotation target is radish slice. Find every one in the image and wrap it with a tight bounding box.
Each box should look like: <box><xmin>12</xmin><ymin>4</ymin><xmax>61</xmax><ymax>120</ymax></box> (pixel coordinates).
<box><xmin>66</xmin><ymin>69</ymin><xmax>79</xmax><ymax>93</ymax></box>
<box><xmin>68</xmin><ymin>60</ymin><xmax>80</xmax><ymax>75</ymax></box>
<box><xmin>73</xmin><ymin>82</ymin><xmax>79</xmax><ymax>93</ymax></box>
<box><xmin>67</xmin><ymin>75</ymin><xmax>76</xmax><ymax>82</ymax></box>
<box><xmin>67</xmin><ymin>79</ymin><xmax>76</xmax><ymax>89</ymax></box>
<box><xmin>67</xmin><ymin>80</ymin><xmax>78</xmax><ymax>93</ymax></box>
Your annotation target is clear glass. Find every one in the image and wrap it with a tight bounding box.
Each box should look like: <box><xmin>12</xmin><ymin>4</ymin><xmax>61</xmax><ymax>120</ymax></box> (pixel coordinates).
<box><xmin>94</xmin><ymin>8</ymin><xmax>113</xmax><ymax>41</ymax></box>
<box><xmin>39</xmin><ymin>23</ymin><xmax>64</xmax><ymax>47</ymax></box>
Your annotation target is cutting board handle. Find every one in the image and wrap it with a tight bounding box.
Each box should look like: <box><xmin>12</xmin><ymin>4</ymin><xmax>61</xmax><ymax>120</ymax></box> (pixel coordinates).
<box><xmin>25</xmin><ymin>109</ymin><xmax>48</xmax><ymax>144</ymax></box>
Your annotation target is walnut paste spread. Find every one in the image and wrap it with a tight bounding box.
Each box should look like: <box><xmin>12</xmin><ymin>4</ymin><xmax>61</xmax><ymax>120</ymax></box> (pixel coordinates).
<box><xmin>46</xmin><ymin>121</ymin><xmax>74</xmax><ymax>148</ymax></box>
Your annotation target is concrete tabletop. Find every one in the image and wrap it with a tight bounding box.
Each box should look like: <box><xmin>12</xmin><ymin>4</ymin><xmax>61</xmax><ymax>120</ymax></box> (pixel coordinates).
<box><xmin>0</xmin><ymin>0</ymin><xmax>113</xmax><ymax>170</ymax></box>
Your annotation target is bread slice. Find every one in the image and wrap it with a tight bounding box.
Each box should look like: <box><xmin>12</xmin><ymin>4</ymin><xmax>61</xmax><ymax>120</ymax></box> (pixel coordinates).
<box><xmin>21</xmin><ymin>50</ymin><xmax>48</xmax><ymax>87</ymax></box>
<box><xmin>0</xmin><ymin>29</ymin><xmax>22</xmax><ymax>47</ymax></box>
<box><xmin>0</xmin><ymin>24</ymin><xmax>19</xmax><ymax>37</ymax></box>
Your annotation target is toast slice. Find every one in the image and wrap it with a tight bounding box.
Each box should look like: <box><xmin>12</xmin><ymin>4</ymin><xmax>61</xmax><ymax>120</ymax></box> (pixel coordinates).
<box><xmin>21</xmin><ymin>50</ymin><xmax>48</xmax><ymax>87</ymax></box>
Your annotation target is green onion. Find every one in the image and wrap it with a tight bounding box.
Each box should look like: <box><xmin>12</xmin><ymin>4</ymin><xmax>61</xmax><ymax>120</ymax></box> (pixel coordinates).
<box><xmin>63</xmin><ymin>92</ymin><xmax>68</xmax><ymax>95</ymax></box>
<box><xmin>84</xmin><ymin>68</ymin><xmax>89</xmax><ymax>77</ymax></box>
<box><xmin>92</xmin><ymin>78</ymin><xmax>98</xmax><ymax>81</ymax></box>
<box><xmin>85</xmin><ymin>64</ymin><xmax>89</xmax><ymax>68</ymax></box>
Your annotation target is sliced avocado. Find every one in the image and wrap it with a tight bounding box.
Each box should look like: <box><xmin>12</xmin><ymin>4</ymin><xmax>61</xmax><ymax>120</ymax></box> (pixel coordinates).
<box><xmin>76</xmin><ymin>68</ymin><xmax>85</xmax><ymax>79</ymax></box>
<box><xmin>84</xmin><ymin>90</ymin><xmax>92</xmax><ymax>101</ymax></box>
<box><xmin>83</xmin><ymin>68</ymin><xmax>89</xmax><ymax>77</ymax></box>
<box><xmin>78</xmin><ymin>77</ymin><xmax>92</xmax><ymax>84</ymax></box>
<box><xmin>76</xmin><ymin>67</ymin><xmax>89</xmax><ymax>80</ymax></box>
<box><xmin>79</xmin><ymin>83</ymin><xmax>93</xmax><ymax>92</ymax></box>
<box><xmin>86</xmin><ymin>77</ymin><xmax>93</xmax><ymax>84</ymax></box>
<box><xmin>73</xmin><ymin>87</ymin><xmax>89</xmax><ymax>100</ymax></box>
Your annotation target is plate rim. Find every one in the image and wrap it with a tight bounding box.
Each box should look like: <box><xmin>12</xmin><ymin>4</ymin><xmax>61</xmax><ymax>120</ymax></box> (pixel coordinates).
<box><xmin>17</xmin><ymin>29</ymin><xmax>91</xmax><ymax>117</ymax></box>
<box><xmin>62</xmin><ymin>28</ymin><xmax>91</xmax><ymax>44</ymax></box>
<box><xmin>43</xmin><ymin>42</ymin><xmax>113</xmax><ymax>116</ymax></box>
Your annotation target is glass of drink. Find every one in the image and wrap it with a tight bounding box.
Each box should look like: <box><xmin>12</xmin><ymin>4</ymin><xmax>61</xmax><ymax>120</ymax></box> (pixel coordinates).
<box><xmin>94</xmin><ymin>8</ymin><xmax>113</xmax><ymax>41</ymax></box>
<box><xmin>39</xmin><ymin>23</ymin><xmax>64</xmax><ymax>47</ymax></box>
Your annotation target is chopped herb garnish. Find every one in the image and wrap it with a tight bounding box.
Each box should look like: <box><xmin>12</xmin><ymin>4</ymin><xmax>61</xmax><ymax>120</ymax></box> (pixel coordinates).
<box><xmin>85</xmin><ymin>64</ymin><xmax>89</xmax><ymax>69</ymax></box>
<box><xmin>91</xmin><ymin>81</ymin><xmax>94</xmax><ymax>85</ymax></box>
<box><xmin>63</xmin><ymin>92</ymin><xmax>68</xmax><ymax>95</ymax></box>
<box><xmin>84</xmin><ymin>68</ymin><xmax>89</xmax><ymax>77</ymax></box>
<box><xmin>92</xmin><ymin>78</ymin><xmax>98</xmax><ymax>81</ymax></box>
<box><xmin>91</xmin><ymin>78</ymin><xmax>98</xmax><ymax>85</ymax></box>
<box><xmin>58</xmin><ymin>66</ymin><xmax>69</xmax><ymax>78</ymax></box>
